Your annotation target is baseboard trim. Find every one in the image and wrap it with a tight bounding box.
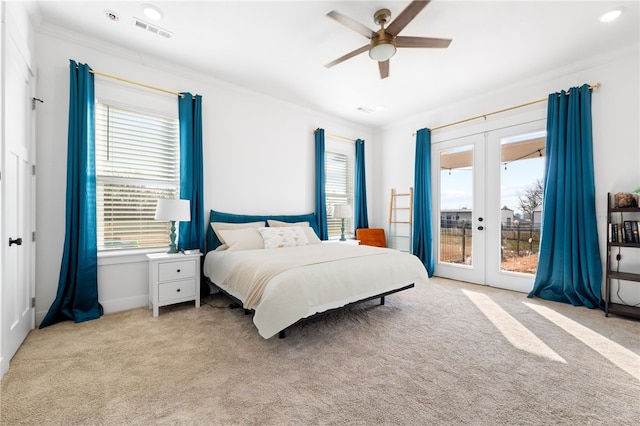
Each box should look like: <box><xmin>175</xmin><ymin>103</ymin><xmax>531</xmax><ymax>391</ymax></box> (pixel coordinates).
<box><xmin>35</xmin><ymin>296</ymin><xmax>149</xmax><ymax>327</ymax></box>
<box><xmin>100</xmin><ymin>295</ymin><xmax>149</xmax><ymax>314</ymax></box>
<box><xmin>1</xmin><ymin>354</ymin><xmax>8</xmax><ymax>379</ymax></box>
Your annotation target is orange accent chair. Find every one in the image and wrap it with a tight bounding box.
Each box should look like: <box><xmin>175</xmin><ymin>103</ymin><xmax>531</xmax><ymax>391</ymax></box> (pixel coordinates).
<box><xmin>356</xmin><ymin>228</ymin><xmax>387</xmax><ymax>248</ymax></box>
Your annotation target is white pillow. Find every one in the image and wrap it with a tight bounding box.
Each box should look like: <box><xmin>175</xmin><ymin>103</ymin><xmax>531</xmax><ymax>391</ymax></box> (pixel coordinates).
<box><xmin>301</xmin><ymin>227</ymin><xmax>321</xmax><ymax>244</ymax></box>
<box><xmin>267</xmin><ymin>219</ymin><xmax>310</xmax><ymax>228</ymax></box>
<box><xmin>218</xmin><ymin>228</ymin><xmax>265</xmax><ymax>251</ymax></box>
<box><xmin>258</xmin><ymin>226</ymin><xmax>309</xmax><ymax>249</ymax></box>
<box><xmin>210</xmin><ymin>221</ymin><xmax>265</xmax><ymax>245</ymax></box>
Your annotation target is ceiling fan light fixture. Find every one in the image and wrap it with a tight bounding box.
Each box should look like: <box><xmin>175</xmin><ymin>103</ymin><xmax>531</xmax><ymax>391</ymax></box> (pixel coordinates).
<box><xmin>369</xmin><ymin>42</ymin><xmax>396</xmax><ymax>62</ymax></box>
<box><xmin>326</xmin><ymin>2</ymin><xmax>450</xmax><ymax>78</ymax></box>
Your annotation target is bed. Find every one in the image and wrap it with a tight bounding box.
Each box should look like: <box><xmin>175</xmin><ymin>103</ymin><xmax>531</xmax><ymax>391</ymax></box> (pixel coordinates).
<box><xmin>203</xmin><ymin>210</ymin><xmax>429</xmax><ymax>338</ymax></box>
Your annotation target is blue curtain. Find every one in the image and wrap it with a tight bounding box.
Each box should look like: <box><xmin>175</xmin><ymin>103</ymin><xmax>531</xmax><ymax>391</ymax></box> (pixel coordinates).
<box><xmin>178</xmin><ymin>93</ymin><xmax>205</xmax><ymax>252</ymax></box>
<box><xmin>40</xmin><ymin>60</ymin><xmax>103</xmax><ymax>328</ymax></box>
<box><xmin>528</xmin><ymin>84</ymin><xmax>602</xmax><ymax>308</ymax></box>
<box><xmin>413</xmin><ymin>128</ymin><xmax>435</xmax><ymax>277</ymax></box>
<box><xmin>314</xmin><ymin>128</ymin><xmax>328</xmax><ymax>240</ymax></box>
<box><xmin>354</xmin><ymin>139</ymin><xmax>369</xmax><ymax>230</ymax></box>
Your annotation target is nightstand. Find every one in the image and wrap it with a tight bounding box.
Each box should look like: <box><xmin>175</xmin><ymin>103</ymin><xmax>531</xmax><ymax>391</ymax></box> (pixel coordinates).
<box><xmin>147</xmin><ymin>252</ymin><xmax>202</xmax><ymax>317</ymax></box>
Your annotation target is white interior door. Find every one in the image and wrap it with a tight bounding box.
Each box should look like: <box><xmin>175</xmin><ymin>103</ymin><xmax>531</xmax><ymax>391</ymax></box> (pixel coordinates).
<box><xmin>433</xmin><ymin>121</ymin><xmax>546</xmax><ymax>292</ymax></box>
<box><xmin>2</xmin><ymin>29</ymin><xmax>35</xmax><ymax>376</ymax></box>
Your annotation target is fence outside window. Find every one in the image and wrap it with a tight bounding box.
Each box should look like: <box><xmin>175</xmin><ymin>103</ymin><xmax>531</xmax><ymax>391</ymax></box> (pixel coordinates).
<box><xmin>439</xmin><ymin>219</ymin><xmax>541</xmax><ymax>274</ymax></box>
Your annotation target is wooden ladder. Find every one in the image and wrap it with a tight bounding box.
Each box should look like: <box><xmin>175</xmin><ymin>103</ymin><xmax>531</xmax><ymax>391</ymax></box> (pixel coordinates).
<box><xmin>388</xmin><ymin>188</ymin><xmax>413</xmax><ymax>252</ymax></box>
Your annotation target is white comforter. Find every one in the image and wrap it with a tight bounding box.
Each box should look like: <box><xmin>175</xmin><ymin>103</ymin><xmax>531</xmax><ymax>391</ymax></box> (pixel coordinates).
<box><xmin>203</xmin><ymin>243</ymin><xmax>429</xmax><ymax>338</ymax></box>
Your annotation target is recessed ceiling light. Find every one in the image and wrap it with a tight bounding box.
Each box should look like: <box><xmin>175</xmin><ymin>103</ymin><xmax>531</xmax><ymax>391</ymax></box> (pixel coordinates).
<box><xmin>375</xmin><ymin>105</ymin><xmax>385</xmax><ymax>112</ymax></box>
<box><xmin>142</xmin><ymin>4</ymin><xmax>163</xmax><ymax>21</ymax></box>
<box><xmin>599</xmin><ymin>7</ymin><xmax>624</xmax><ymax>23</ymax></box>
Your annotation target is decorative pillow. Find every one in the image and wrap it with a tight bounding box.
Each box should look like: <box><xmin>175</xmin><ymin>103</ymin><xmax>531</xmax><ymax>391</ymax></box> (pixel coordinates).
<box><xmin>266</xmin><ymin>220</ymin><xmax>320</xmax><ymax>243</ymax></box>
<box><xmin>210</xmin><ymin>221</ymin><xmax>265</xmax><ymax>245</ymax></box>
<box><xmin>267</xmin><ymin>219</ymin><xmax>310</xmax><ymax>228</ymax></box>
<box><xmin>258</xmin><ymin>226</ymin><xmax>309</xmax><ymax>249</ymax></box>
<box><xmin>218</xmin><ymin>228</ymin><xmax>265</xmax><ymax>251</ymax></box>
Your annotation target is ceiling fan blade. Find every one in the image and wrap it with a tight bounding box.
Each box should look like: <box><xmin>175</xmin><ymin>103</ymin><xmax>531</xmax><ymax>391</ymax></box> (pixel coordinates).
<box><xmin>379</xmin><ymin>60</ymin><xmax>390</xmax><ymax>79</ymax></box>
<box><xmin>386</xmin><ymin>0</ymin><xmax>430</xmax><ymax>36</ymax></box>
<box><xmin>325</xmin><ymin>45</ymin><xmax>370</xmax><ymax>68</ymax></box>
<box><xmin>396</xmin><ymin>36</ymin><xmax>452</xmax><ymax>48</ymax></box>
<box><xmin>327</xmin><ymin>10</ymin><xmax>375</xmax><ymax>39</ymax></box>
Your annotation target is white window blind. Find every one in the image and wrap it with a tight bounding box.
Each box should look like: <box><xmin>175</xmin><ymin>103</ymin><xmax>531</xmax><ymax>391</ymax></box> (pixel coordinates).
<box><xmin>95</xmin><ymin>103</ymin><xmax>180</xmax><ymax>250</ymax></box>
<box><xmin>325</xmin><ymin>151</ymin><xmax>354</xmax><ymax>238</ymax></box>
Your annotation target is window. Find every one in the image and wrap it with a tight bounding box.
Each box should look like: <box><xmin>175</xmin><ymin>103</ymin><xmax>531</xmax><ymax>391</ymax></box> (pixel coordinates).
<box><xmin>325</xmin><ymin>150</ymin><xmax>354</xmax><ymax>238</ymax></box>
<box><xmin>95</xmin><ymin>103</ymin><xmax>179</xmax><ymax>251</ymax></box>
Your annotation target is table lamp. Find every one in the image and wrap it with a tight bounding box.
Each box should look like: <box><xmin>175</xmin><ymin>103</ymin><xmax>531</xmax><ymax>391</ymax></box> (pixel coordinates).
<box><xmin>334</xmin><ymin>204</ymin><xmax>353</xmax><ymax>241</ymax></box>
<box><xmin>155</xmin><ymin>198</ymin><xmax>191</xmax><ymax>253</ymax></box>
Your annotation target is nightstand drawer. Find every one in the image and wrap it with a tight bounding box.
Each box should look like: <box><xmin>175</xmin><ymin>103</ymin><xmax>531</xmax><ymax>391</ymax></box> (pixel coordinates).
<box><xmin>158</xmin><ymin>259</ymin><xmax>196</xmax><ymax>282</ymax></box>
<box><xmin>158</xmin><ymin>279</ymin><xmax>196</xmax><ymax>303</ymax></box>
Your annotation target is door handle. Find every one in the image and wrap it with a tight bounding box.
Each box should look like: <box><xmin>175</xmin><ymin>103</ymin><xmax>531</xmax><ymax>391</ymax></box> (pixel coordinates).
<box><xmin>9</xmin><ymin>237</ymin><xmax>23</xmax><ymax>246</ymax></box>
<box><xmin>477</xmin><ymin>226</ymin><xmax>484</xmax><ymax>231</ymax></box>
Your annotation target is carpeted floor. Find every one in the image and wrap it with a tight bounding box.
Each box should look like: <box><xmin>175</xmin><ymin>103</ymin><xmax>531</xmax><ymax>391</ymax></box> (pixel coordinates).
<box><xmin>1</xmin><ymin>277</ymin><xmax>639</xmax><ymax>425</ymax></box>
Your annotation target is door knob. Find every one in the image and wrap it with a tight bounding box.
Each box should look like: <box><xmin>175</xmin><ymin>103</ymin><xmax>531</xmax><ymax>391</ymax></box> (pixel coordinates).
<box><xmin>9</xmin><ymin>237</ymin><xmax>23</xmax><ymax>246</ymax></box>
<box><xmin>477</xmin><ymin>226</ymin><xmax>484</xmax><ymax>231</ymax></box>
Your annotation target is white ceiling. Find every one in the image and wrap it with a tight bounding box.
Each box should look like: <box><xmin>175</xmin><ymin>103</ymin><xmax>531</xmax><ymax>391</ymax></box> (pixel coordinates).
<box><xmin>26</xmin><ymin>0</ymin><xmax>640</xmax><ymax>127</ymax></box>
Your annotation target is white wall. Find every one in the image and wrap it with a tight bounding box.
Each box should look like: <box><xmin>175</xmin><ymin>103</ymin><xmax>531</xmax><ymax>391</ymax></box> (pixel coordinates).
<box><xmin>375</xmin><ymin>45</ymin><xmax>640</xmax><ymax>302</ymax></box>
<box><xmin>33</xmin><ymin>27</ymin><xmax>374</xmax><ymax>324</ymax></box>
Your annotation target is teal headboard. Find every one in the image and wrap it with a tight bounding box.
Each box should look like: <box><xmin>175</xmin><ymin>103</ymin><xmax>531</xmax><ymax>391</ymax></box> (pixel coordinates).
<box><xmin>206</xmin><ymin>210</ymin><xmax>320</xmax><ymax>252</ymax></box>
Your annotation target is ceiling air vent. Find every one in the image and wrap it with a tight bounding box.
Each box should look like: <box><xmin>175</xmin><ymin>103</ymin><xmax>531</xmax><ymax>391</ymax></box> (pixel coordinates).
<box><xmin>133</xmin><ymin>17</ymin><xmax>173</xmax><ymax>39</ymax></box>
<box><xmin>356</xmin><ymin>106</ymin><xmax>374</xmax><ymax>114</ymax></box>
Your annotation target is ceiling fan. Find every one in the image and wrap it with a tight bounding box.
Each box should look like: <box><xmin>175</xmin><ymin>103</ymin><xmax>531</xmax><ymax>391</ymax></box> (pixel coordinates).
<box><xmin>325</xmin><ymin>0</ymin><xmax>452</xmax><ymax>79</ymax></box>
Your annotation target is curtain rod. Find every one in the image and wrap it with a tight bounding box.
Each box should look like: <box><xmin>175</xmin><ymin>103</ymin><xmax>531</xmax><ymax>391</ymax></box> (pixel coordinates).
<box><xmin>313</xmin><ymin>129</ymin><xmax>357</xmax><ymax>143</ymax></box>
<box><xmin>89</xmin><ymin>69</ymin><xmax>185</xmax><ymax>98</ymax></box>
<box><xmin>414</xmin><ymin>83</ymin><xmax>600</xmax><ymax>134</ymax></box>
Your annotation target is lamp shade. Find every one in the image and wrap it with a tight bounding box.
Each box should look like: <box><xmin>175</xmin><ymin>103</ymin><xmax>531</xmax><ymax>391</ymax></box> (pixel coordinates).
<box><xmin>155</xmin><ymin>198</ymin><xmax>191</xmax><ymax>222</ymax></box>
<box><xmin>369</xmin><ymin>42</ymin><xmax>396</xmax><ymax>62</ymax></box>
<box><xmin>333</xmin><ymin>204</ymin><xmax>353</xmax><ymax>219</ymax></box>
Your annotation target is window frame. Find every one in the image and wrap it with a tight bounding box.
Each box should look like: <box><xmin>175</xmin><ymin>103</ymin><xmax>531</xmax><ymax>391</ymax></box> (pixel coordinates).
<box><xmin>95</xmin><ymin>101</ymin><xmax>180</xmax><ymax>252</ymax></box>
<box><xmin>325</xmin><ymin>139</ymin><xmax>355</xmax><ymax>239</ymax></box>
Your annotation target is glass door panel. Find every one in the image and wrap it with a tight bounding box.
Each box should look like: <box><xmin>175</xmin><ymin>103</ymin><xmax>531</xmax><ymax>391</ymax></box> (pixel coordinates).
<box><xmin>499</xmin><ymin>133</ymin><xmax>545</xmax><ymax>274</ymax></box>
<box><xmin>440</xmin><ymin>146</ymin><xmax>474</xmax><ymax>266</ymax></box>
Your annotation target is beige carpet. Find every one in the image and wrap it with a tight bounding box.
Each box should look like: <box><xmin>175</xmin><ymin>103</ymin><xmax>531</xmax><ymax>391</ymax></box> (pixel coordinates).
<box><xmin>1</xmin><ymin>277</ymin><xmax>639</xmax><ymax>425</ymax></box>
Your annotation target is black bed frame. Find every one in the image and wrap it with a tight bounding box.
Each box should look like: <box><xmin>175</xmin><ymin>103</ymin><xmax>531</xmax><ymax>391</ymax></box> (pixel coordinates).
<box><xmin>207</xmin><ymin>280</ymin><xmax>415</xmax><ymax>338</ymax></box>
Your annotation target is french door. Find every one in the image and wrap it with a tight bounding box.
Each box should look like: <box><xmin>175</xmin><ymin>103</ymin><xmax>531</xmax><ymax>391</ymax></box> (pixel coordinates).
<box><xmin>433</xmin><ymin>121</ymin><xmax>546</xmax><ymax>293</ymax></box>
<box><xmin>434</xmin><ymin>134</ymin><xmax>486</xmax><ymax>285</ymax></box>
